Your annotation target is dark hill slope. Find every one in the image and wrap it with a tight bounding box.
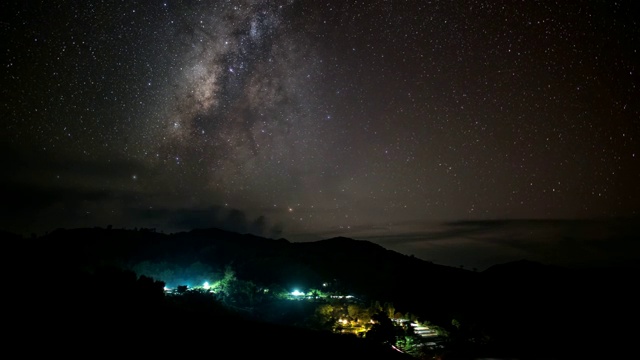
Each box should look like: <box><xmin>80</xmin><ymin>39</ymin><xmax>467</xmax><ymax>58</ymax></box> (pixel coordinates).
<box><xmin>23</xmin><ymin>263</ymin><xmax>412</xmax><ymax>360</ymax></box>
<box><xmin>286</xmin><ymin>237</ymin><xmax>476</xmax><ymax>320</ymax></box>
<box><xmin>471</xmin><ymin>259</ymin><xmax>640</xmax><ymax>357</ymax></box>
<box><xmin>29</xmin><ymin>227</ymin><xmax>477</xmax><ymax>322</ymax></box>
<box><xmin>19</xmin><ymin>227</ymin><xmax>640</xmax><ymax>358</ymax></box>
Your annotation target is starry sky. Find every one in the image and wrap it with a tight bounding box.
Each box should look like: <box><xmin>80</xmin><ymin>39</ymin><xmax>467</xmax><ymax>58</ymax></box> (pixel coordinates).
<box><xmin>3</xmin><ymin>1</ymin><xmax>639</xmax><ymax>270</ymax></box>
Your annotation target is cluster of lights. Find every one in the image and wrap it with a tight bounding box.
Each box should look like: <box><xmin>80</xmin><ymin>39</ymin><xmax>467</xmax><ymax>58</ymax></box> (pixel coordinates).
<box><xmin>163</xmin><ymin>281</ymin><xmax>213</xmax><ymax>293</ymax></box>
<box><xmin>291</xmin><ymin>290</ymin><xmax>305</xmax><ymax>296</ymax></box>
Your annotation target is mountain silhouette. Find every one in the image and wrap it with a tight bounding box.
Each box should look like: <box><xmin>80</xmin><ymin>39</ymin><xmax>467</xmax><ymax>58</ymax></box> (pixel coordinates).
<box><xmin>9</xmin><ymin>226</ymin><xmax>640</xmax><ymax>358</ymax></box>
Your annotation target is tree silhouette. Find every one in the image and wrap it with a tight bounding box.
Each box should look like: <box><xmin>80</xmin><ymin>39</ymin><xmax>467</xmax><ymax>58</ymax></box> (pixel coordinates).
<box><xmin>366</xmin><ymin>311</ymin><xmax>397</xmax><ymax>345</ymax></box>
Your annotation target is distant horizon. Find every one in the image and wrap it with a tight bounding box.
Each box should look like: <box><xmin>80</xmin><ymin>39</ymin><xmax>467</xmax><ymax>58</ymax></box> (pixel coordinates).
<box><xmin>11</xmin><ymin>216</ymin><xmax>639</xmax><ymax>272</ymax></box>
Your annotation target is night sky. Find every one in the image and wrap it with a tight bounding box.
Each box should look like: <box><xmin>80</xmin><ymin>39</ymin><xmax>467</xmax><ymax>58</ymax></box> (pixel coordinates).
<box><xmin>3</xmin><ymin>1</ymin><xmax>639</xmax><ymax>270</ymax></box>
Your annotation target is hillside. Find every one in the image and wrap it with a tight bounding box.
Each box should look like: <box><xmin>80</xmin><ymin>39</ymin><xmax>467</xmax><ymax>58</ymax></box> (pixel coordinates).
<box><xmin>26</xmin><ymin>227</ymin><xmax>475</xmax><ymax>320</ymax></box>
<box><xmin>13</xmin><ymin>226</ymin><xmax>640</xmax><ymax>358</ymax></box>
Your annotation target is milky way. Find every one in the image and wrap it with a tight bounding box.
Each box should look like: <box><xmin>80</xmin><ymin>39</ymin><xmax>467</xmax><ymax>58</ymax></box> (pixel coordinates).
<box><xmin>3</xmin><ymin>0</ymin><xmax>639</xmax><ymax>269</ymax></box>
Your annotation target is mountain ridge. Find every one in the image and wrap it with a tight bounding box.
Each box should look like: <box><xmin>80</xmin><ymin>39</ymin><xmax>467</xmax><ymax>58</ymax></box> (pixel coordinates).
<box><xmin>10</xmin><ymin>225</ymin><xmax>640</xmax><ymax>358</ymax></box>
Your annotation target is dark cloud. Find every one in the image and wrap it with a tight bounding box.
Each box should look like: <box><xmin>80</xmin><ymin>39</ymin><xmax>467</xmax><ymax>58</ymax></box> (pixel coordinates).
<box><xmin>354</xmin><ymin>219</ymin><xmax>640</xmax><ymax>270</ymax></box>
<box><xmin>0</xmin><ymin>181</ymin><xmax>113</xmax><ymax>231</ymax></box>
<box><xmin>126</xmin><ymin>205</ymin><xmax>283</xmax><ymax>239</ymax></box>
<box><xmin>1</xmin><ymin>143</ymin><xmax>149</xmax><ymax>184</ymax></box>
